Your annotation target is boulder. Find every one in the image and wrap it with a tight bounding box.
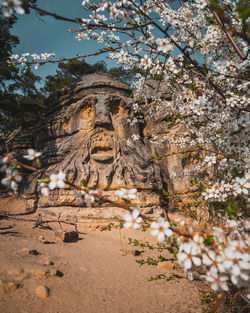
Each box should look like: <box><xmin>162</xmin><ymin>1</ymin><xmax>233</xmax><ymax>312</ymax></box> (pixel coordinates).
<box><xmin>55</xmin><ymin>230</ymin><xmax>79</xmax><ymax>243</ymax></box>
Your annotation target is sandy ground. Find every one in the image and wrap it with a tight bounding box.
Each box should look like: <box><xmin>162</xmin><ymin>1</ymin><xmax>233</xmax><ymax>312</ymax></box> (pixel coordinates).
<box><xmin>0</xmin><ymin>195</ymin><xmax>205</xmax><ymax>313</ymax></box>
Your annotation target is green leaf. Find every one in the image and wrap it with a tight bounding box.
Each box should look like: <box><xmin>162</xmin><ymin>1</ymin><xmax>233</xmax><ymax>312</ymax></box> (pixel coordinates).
<box><xmin>204</xmin><ymin>236</ymin><xmax>214</xmax><ymax>246</ymax></box>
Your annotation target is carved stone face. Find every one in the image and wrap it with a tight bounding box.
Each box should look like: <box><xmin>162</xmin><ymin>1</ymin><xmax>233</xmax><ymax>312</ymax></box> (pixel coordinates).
<box><xmin>31</xmin><ymin>74</ymin><xmax>165</xmax><ymax>215</ymax></box>
<box><xmin>45</xmin><ymin>92</ymin><xmax>159</xmax><ymax>190</ymax></box>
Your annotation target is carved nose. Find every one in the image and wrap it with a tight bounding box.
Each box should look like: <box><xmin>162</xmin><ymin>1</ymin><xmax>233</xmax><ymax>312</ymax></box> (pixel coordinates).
<box><xmin>94</xmin><ymin>96</ymin><xmax>113</xmax><ymax>129</ymax></box>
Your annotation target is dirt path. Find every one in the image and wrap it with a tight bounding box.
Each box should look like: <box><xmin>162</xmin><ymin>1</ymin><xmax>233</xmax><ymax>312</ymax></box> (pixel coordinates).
<box><xmin>0</xmin><ymin>197</ymin><xmax>204</xmax><ymax>313</ymax></box>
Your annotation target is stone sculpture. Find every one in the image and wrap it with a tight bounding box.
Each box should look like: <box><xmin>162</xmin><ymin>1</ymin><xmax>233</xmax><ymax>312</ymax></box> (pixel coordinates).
<box><xmin>3</xmin><ymin>73</ymin><xmax>203</xmax><ymax>221</ymax></box>
<box><xmin>4</xmin><ymin>73</ymin><xmax>166</xmax><ymax>221</ymax></box>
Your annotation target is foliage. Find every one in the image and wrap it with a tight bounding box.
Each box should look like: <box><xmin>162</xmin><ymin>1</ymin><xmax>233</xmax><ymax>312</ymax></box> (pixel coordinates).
<box><xmin>0</xmin><ymin>15</ymin><xmax>19</xmax><ymax>90</ymax></box>
<box><xmin>42</xmin><ymin>58</ymin><xmax>137</xmax><ymax>95</ymax></box>
<box><xmin>0</xmin><ymin>15</ymin><xmax>45</xmax><ymax>133</ymax></box>
<box><xmin>42</xmin><ymin>59</ymin><xmax>108</xmax><ymax>95</ymax></box>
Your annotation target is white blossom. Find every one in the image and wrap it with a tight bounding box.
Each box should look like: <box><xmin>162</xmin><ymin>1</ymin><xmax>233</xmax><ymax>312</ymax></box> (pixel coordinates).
<box><xmin>40</xmin><ymin>183</ymin><xmax>49</xmax><ymax>197</ymax></box>
<box><xmin>1</xmin><ymin>168</ymin><xmax>22</xmax><ymax>191</ymax></box>
<box><xmin>150</xmin><ymin>217</ymin><xmax>173</xmax><ymax>243</ymax></box>
<box><xmin>48</xmin><ymin>171</ymin><xmax>65</xmax><ymax>190</ymax></box>
<box><xmin>156</xmin><ymin>38</ymin><xmax>173</xmax><ymax>54</ymax></box>
<box><xmin>115</xmin><ymin>188</ymin><xmax>137</xmax><ymax>200</ymax></box>
<box><xmin>1</xmin><ymin>0</ymin><xmax>25</xmax><ymax>17</ymax></box>
<box><xmin>206</xmin><ymin>269</ymin><xmax>229</xmax><ymax>291</ymax></box>
<box><xmin>23</xmin><ymin>149</ymin><xmax>42</xmax><ymax>161</ymax></box>
<box><xmin>177</xmin><ymin>242</ymin><xmax>201</xmax><ymax>271</ymax></box>
<box><xmin>124</xmin><ymin>208</ymin><xmax>142</xmax><ymax>230</ymax></box>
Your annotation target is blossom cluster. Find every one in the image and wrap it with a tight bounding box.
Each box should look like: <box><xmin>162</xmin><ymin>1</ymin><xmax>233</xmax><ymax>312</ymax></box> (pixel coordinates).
<box><xmin>0</xmin><ymin>150</ymin><xmax>66</xmax><ymax>196</ymax></box>
<box><xmin>10</xmin><ymin>52</ymin><xmax>55</xmax><ymax>70</ymax></box>
<box><xmin>0</xmin><ymin>154</ymin><xmax>22</xmax><ymax>191</ymax></box>
<box><xmin>176</xmin><ymin>218</ymin><xmax>250</xmax><ymax>292</ymax></box>
<box><xmin>74</xmin><ymin>188</ymin><xmax>101</xmax><ymax>207</ymax></box>
<box><xmin>202</xmin><ymin>171</ymin><xmax>250</xmax><ymax>202</ymax></box>
<box><xmin>122</xmin><ymin>207</ymin><xmax>250</xmax><ymax>292</ymax></box>
<box><xmin>0</xmin><ymin>0</ymin><xmax>24</xmax><ymax>17</ymax></box>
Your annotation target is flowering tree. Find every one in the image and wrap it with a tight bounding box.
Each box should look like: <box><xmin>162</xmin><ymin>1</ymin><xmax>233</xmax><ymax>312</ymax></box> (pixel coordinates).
<box><xmin>0</xmin><ymin>0</ymin><xmax>249</xmax><ymax>310</ymax></box>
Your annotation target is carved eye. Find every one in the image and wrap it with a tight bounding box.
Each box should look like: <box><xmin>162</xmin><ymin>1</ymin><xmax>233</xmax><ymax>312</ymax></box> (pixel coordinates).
<box><xmin>109</xmin><ymin>98</ymin><xmax>122</xmax><ymax>115</ymax></box>
<box><xmin>81</xmin><ymin>105</ymin><xmax>94</xmax><ymax>119</ymax></box>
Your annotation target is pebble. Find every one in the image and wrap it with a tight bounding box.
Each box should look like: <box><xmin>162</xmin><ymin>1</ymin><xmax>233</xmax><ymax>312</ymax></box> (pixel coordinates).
<box><xmin>19</xmin><ymin>248</ymin><xmax>40</xmax><ymax>255</ymax></box>
<box><xmin>38</xmin><ymin>235</ymin><xmax>52</xmax><ymax>244</ymax></box>
<box><xmin>40</xmin><ymin>259</ymin><xmax>54</xmax><ymax>266</ymax></box>
<box><xmin>0</xmin><ymin>280</ymin><xmax>18</xmax><ymax>295</ymax></box>
<box><xmin>19</xmin><ymin>248</ymin><xmax>30</xmax><ymax>255</ymax></box>
<box><xmin>35</xmin><ymin>285</ymin><xmax>50</xmax><ymax>299</ymax></box>
<box><xmin>38</xmin><ymin>236</ymin><xmax>46</xmax><ymax>243</ymax></box>
<box><xmin>157</xmin><ymin>261</ymin><xmax>175</xmax><ymax>271</ymax></box>
<box><xmin>7</xmin><ymin>282</ymin><xmax>18</xmax><ymax>293</ymax></box>
<box><xmin>55</xmin><ymin>230</ymin><xmax>79</xmax><ymax>243</ymax></box>
<box><xmin>30</xmin><ymin>269</ymin><xmax>47</xmax><ymax>277</ymax></box>
<box><xmin>119</xmin><ymin>249</ymin><xmax>141</xmax><ymax>256</ymax></box>
<box><xmin>49</xmin><ymin>269</ymin><xmax>63</xmax><ymax>277</ymax></box>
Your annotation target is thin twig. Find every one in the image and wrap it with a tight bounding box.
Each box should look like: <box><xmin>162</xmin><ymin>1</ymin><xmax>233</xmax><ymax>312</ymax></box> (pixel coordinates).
<box><xmin>152</xmin><ymin>147</ymin><xmax>244</xmax><ymax>162</ymax></box>
<box><xmin>212</xmin><ymin>11</ymin><xmax>245</xmax><ymax>61</ymax></box>
<box><xmin>209</xmin><ymin>292</ymin><xmax>225</xmax><ymax>313</ymax></box>
<box><xmin>28</xmin><ymin>4</ymin><xmax>79</xmax><ymax>23</ymax></box>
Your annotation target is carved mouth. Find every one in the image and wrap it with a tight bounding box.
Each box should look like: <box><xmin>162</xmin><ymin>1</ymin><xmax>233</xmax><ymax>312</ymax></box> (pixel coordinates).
<box><xmin>91</xmin><ymin>153</ymin><xmax>114</xmax><ymax>162</ymax></box>
<box><xmin>91</xmin><ymin>145</ymin><xmax>113</xmax><ymax>154</ymax></box>
<box><xmin>91</xmin><ymin>144</ymin><xmax>113</xmax><ymax>162</ymax></box>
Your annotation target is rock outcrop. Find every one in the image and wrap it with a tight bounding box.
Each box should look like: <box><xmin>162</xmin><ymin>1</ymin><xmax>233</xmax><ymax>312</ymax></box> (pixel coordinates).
<box><xmin>4</xmin><ymin>73</ymin><xmax>167</xmax><ymax>221</ymax></box>
<box><xmin>143</xmin><ymin>113</ymin><xmax>202</xmax><ymax>211</ymax></box>
<box><xmin>2</xmin><ymin>73</ymin><xmax>204</xmax><ymax>220</ymax></box>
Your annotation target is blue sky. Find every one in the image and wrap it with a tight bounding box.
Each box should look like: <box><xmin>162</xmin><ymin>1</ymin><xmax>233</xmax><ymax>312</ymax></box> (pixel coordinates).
<box><xmin>11</xmin><ymin>0</ymin><xmax>114</xmax><ymax>84</ymax></box>
<box><xmin>10</xmin><ymin>0</ymin><xmax>182</xmax><ymax>86</ymax></box>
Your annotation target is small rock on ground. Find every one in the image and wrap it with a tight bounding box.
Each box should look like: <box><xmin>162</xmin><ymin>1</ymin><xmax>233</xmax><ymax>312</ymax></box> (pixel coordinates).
<box><xmin>119</xmin><ymin>249</ymin><xmax>141</xmax><ymax>256</ymax></box>
<box><xmin>19</xmin><ymin>248</ymin><xmax>40</xmax><ymax>255</ymax></box>
<box><xmin>0</xmin><ymin>280</ymin><xmax>18</xmax><ymax>295</ymax></box>
<box><xmin>157</xmin><ymin>261</ymin><xmax>175</xmax><ymax>271</ymax></box>
<box><xmin>39</xmin><ymin>259</ymin><xmax>54</xmax><ymax>266</ymax></box>
<box><xmin>38</xmin><ymin>235</ymin><xmax>53</xmax><ymax>244</ymax></box>
<box><xmin>55</xmin><ymin>231</ymin><xmax>79</xmax><ymax>243</ymax></box>
<box><xmin>35</xmin><ymin>285</ymin><xmax>50</xmax><ymax>299</ymax></box>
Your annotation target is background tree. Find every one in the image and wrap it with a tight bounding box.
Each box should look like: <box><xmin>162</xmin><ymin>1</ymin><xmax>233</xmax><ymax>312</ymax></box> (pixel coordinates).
<box><xmin>0</xmin><ymin>16</ymin><xmax>19</xmax><ymax>91</ymax></box>
<box><xmin>0</xmin><ymin>15</ymin><xmax>19</xmax><ymax>134</ymax></box>
<box><xmin>0</xmin><ymin>15</ymin><xmax>45</xmax><ymax>134</ymax></box>
<box><xmin>42</xmin><ymin>59</ymin><xmax>140</xmax><ymax>96</ymax></box>
<box><xmin>42</xmin><ymin>59</ymin><xmax>108</xmax><ymax>95</ymax></box>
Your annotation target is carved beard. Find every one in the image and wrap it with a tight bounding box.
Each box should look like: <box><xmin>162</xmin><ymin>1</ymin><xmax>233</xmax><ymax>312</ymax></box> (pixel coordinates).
<box><xmin>49</xmin><ymin>128</ymin><xmax>162</xmax><ymax>191</ymax></box>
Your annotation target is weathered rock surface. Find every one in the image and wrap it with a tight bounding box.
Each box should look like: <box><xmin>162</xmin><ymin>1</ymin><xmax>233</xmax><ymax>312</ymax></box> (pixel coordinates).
<box><xmin>3</xmin><ymin>73</ymin><xmax>166</xmax><ymax>220</ymax></box>
<box><xmin>3</xmin><ymin>73</ymin><xmax>200</xmax><ymax>219</ymax></box>
<box><xmin>143</xmin><ymin>108</ymin><xmax>203</xmax><ymax>210</ymax></box>
<box><xmin>134</xmin><ymin>79</ymin><xmax>174</xmax><ymax>102</ymax></box>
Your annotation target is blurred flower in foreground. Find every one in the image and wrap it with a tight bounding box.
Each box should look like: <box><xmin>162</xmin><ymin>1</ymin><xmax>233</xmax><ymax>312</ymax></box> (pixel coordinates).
<box><xmin>115</xmin><ymin>188</ymin><xmax>137</xmax><ymax>200</ymax></box>
<box><xmin>23</xmin><ymin>149</ymin><xmax>42</xmax><ymax>161</ymax></box>
<box><xmin>49</xmin><ymin>171</ymin><xmax>65</xmax><ymax>190</ymax></box>
<box><xmin>1</xmin><ymin>168</ymin><xmax>22</xmax><ymax>191</ymax></box>
<box><xmin>150</xmin><ymin>217</ymin><xmax>173</xmax><ymax>243</ymax></box>
<box><xmin>1</xmin><ymin>0</ymin><xmax>25</xmax><ymax>17</ymax></box>
<box><xmin>124</xmin><ymin>208</ymin><xmax>142</xmax><ymax>230</ymax></box>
